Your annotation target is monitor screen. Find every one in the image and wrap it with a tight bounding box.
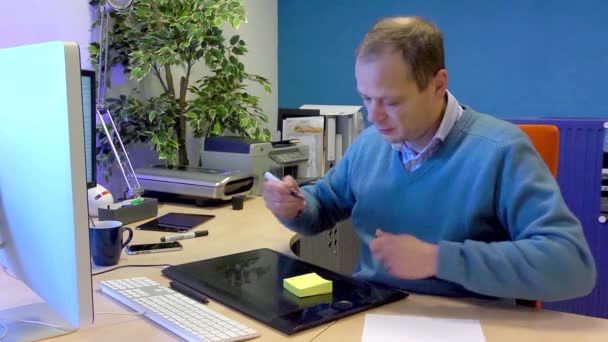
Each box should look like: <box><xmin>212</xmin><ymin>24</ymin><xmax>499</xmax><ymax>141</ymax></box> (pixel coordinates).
<box><xmin>0</xmin><ymin>41</ymin><xmax>94</xmax><ymax>340</ymax></box>
<box><xmin>81</xmin><ymin>69</ymin><xmax>96</xmax><ymax>188</ymax></box>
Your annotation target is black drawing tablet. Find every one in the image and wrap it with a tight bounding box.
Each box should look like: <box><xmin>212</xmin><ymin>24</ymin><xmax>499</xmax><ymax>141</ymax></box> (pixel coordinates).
<box><xmin>136</xmin><ymin>212</ymin><xmax>214</xmax><ymax>233</ymax></box>
<box><xmin>162</xmin><ymin>248</ymin><xmax>408</xmax><ymax>335</ymax></box>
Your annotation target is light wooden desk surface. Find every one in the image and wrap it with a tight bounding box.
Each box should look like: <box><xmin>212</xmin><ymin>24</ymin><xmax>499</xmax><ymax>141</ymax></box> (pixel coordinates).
<box><xmin>2</xmin><ymin>197</ymin><xmax>608</xmax><ymax>341</ymax></box>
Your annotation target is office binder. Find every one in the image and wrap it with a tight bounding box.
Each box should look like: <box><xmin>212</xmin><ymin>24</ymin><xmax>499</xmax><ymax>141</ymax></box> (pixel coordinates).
<box><xmin>282</xmin><ymin>116</ymin><xmax>326</xmax><ymax>177</ymax></box>
<box><xmin>327</xmin><ymin>117</ymin><xmax>336</xmax><ymax>161</ymax></box>
<box><xmin>299</xmin><ymin>105</ymin><xmax>363</xmax><ymax>174</ymax></box>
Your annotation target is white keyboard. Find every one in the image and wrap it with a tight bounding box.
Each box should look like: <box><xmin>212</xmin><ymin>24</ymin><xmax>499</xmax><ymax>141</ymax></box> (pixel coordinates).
<box><xmin>99</xmin><ymin>277</ymin><xmax>260</xmax><ymax>342</ymax></box>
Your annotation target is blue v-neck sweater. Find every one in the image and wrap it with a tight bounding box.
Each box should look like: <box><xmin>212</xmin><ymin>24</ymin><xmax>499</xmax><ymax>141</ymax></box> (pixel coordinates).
<box><xmin>281</xmin><ymin>108</ymin><xmax>596</xmax><ymax>301</ymax></box>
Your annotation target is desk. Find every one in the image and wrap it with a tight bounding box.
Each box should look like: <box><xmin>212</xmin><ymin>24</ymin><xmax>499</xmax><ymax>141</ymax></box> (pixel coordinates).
<box><xmin>3</xmin><ymin>197</ymin><xmax>608</xmax><ymax>341</ymax></box>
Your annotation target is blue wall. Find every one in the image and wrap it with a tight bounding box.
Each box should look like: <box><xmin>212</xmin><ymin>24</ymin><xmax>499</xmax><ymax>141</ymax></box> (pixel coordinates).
<box><xmin>278</xmin><ymin>0</ymin><xmax>608</xmax><ymax>118</ymax></box>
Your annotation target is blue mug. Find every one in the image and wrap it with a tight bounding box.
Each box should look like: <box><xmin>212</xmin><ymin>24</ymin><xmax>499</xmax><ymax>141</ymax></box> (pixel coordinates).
<box><xmin>90</xmin><ymin>220</ymin><xmax>133</xmax><ymax>266</ymax></box>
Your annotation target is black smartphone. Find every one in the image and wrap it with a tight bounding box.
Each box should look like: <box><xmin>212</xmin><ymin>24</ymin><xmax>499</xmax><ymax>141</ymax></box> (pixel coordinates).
<box><xmin>125</xmin><ymin>241</ymin><xmax>183</xmax><ymax>255</ymax></box>
<box><xmin>136</xmin><ymin>213</ymin><xmax>215</xmax><ymax>233</ymax></box>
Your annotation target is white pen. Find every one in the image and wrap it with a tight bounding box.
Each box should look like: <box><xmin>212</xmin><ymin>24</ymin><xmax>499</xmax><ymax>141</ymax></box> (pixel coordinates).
<box><xmin>263</xmin><ymin>171</ymin><xmax>304</xmax><ymax>198</ymax></box>
<box><xmin>160</xmin><ymin>230</ymin><xmax>209</xmax><ymax>242</ymax></box>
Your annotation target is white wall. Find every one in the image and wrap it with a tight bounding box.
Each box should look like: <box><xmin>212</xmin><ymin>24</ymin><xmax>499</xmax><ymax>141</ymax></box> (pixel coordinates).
<box><xmin>0</xmin><ymin>0</ymin><xmax>278</xmax><ymax>198</ymax></box>
<box><xmin>193</xmin><ymin>0</ymin><xmax>279</xmax><ymax>165</ymax></box>
<box><xmin>0</xmin><ymin>0</ymin><xmax>93</xmax><ymax>68</ymax></box>
<box><xmin>234</xmin><ymin>0</ymin><xmax>279</xmax><ymax>135</ymax></box>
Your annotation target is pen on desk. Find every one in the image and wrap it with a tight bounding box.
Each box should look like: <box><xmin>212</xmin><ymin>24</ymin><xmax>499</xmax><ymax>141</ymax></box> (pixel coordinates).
<box><xmin>263</xmin><ymin>171</ymin><xmax>304</xmax><ymax>198</ymax></box>
<box><xmin>160</xmin><ymin>230</ymin><xmax>209</xmax><ymax>242</ymax></box>
<box><xmin>169</xmin><ymin>281</ymin><xmax>209</xmax><ymax>304</ymax></box>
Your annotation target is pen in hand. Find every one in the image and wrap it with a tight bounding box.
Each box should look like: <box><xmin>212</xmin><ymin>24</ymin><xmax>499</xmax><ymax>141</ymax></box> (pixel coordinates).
<box><xmin>160</xmin><ymin>230</ymin><xmax>208</xmax><ymax>242</ymax></box>
<box><xmin>263</xmin><ymin>171</ymin><xmax>304</xmax><ymax>198</ymax></box>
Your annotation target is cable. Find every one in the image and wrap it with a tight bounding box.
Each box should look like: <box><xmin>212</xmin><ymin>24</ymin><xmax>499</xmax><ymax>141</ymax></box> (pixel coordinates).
<box><xmin>0</xmin><ymin>318</ymin><xmax>76</xmax><ymax>340</ymax></box>
<box><xmin>120</xmin><ymin>189</ymin><xmax>129</xmax><ymax>202</ymax></box>
<box><xmin>92</xmin><ymin>264</ymin><xmax>173</xmax><ymax>276</ymax></box>
<box><xmin>0</xmin><ymin>321</ymin><xmax>7</xmax><ymax>340</ymax></box>
<box><xmin>1</xmin><ymin>265</ymin><xmax>18</xmax><ymax>280</ymax></box>
<box><xmin>11</xmin><ymin>320</ymin><xmax>74</xmax><ymax>331</ymax></box>
<box><xmin>308</xmin><ymin>319</ymin><xmax>338</xmax><ymax>342</ymax></box>
<box><xmin>96</xmin><ymin>311</ymin><xmax>144</xmax><ymax>316</ymax></box>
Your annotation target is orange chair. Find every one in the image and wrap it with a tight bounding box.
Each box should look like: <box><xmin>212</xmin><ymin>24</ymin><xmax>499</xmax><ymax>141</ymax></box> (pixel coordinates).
<box><xmin>517</xmin><ymin>124</ymin><xmax>560</xmax><ymax>178</ymax></box>
<box><xmin>514</xmin><ymin>124</ymin><xmax>560</xmax><ymax>310</ymax></box>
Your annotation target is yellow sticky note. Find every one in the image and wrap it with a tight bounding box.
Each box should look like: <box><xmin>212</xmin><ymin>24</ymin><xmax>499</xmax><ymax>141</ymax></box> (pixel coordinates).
<box><xmin>283</xmin><ymin>272</ymin><xmax>333</xmax><ymax>297</ymax></box>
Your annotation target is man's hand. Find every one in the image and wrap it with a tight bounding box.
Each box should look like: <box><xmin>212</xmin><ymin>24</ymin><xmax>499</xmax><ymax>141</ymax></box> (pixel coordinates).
<box><xmin>370</xmin><ymin>229</ymin><xmax>439</xmax><ymax>279</ymax></box>
<box><xmin>263</xmin><ymin>175</ymin><xmax>306</xmax><ymax>219</ymax></box>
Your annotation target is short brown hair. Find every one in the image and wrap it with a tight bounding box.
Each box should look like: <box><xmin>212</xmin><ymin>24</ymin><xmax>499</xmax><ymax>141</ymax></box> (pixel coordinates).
<box><xmin>356</xmin><ymin>16</ymin><xmax>445</xmax><ymax>90</ymax></box>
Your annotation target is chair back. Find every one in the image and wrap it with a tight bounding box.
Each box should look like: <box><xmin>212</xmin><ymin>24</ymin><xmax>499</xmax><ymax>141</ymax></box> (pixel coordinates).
<box><xmin>514</xmin><ymin>124</ymin><xmax>560</xmax><ymax>311</ymax></box>
<box><xmin>516</xmin><ymin>124</ymin><xmax>560</xmax><ymax>177</ymax></box>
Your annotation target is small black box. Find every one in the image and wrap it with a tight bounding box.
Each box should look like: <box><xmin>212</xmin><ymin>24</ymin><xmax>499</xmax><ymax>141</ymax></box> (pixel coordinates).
<box><xmin>98</xmin><ymin>197</ymin><xmax>158</xmax><ymax>225</ymax></box>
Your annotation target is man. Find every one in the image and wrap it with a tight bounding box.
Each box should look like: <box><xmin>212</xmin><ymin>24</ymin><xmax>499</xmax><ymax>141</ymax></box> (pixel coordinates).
<box><xmin>264</xmin><ymin>16</ymin><xmax>596</xmax><ymax>301</ymax></box>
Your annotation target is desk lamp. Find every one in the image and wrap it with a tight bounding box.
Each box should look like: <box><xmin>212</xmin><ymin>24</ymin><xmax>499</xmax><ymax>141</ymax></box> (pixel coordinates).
<box><xmin>92</xmin><ymin>0</ymin><xmax>158</xmax><ymax>224</ymax></box>
<box><xmin>95</xmin><ymin>0</ymin><xmax>143</xmax><ymax>199</ymax></box>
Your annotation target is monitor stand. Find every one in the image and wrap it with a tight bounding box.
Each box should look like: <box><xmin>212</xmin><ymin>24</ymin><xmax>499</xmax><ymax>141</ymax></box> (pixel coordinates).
<box><xmin>0</xmin><ymin>266</ymin><xmax>78</xmax><ymax>341</ymax></box>
<box><xmin>0</xmin><ymin>303</ymin><xmax>76</xmax><ymax>341</ymax></box>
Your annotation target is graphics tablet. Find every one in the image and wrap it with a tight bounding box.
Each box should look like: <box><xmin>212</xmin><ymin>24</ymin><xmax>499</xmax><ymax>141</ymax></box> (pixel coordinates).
<box><xmin>136</xmin><ymin>212</ymin><xmax>214</xmax><ymax>233</ymax></box>
<box><xmin>162</xmin><ymin>248</ymin><xmax>408</xmax><ymax>335</ymax></box>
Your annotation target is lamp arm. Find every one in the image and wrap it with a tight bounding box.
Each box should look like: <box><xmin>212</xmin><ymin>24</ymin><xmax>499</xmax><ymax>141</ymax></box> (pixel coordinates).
<box><xmin>95</xmin><ymin>1</ymin><xmax>142</xmax><ymax>199</ymax></box>
<box><xmin>97</xmin><ymin>6</ymin><xmax>116</xmax><ymax>107</ymax></box>
<box><xmin>97</xmin><ymin>107</ymin><xmax>143</xmax><ymax>198</ymax></box>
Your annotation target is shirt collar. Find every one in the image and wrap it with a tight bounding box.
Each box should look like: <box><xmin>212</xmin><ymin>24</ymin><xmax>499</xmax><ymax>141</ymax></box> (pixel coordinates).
<box><xmin>391</xmin><ymin>90</ymin><xmax>463</xmax><ymax>152</ymax></box>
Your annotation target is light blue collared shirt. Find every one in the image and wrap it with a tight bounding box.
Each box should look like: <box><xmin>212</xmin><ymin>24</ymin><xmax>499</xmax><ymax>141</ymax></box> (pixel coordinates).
<box><xmin>392</xmin><ymin>90</ymin><xmax>463</xmax><ymax>171</ymax></box>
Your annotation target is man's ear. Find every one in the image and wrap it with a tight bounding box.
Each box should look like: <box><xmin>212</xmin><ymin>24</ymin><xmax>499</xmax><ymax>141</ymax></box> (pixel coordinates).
<box><xmin>433</xmin><ymin>69</ymin><xmax>448</xmax><ymax>96</ymax></box>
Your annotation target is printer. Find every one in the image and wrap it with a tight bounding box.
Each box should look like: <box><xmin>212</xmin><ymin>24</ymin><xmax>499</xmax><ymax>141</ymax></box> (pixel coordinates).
<box><xmin>200</xmin><ymin>136</ymin><xmax>309</xmax><ymax>196</ymax></box>
<box><xmin>135</xmin><ymin>165</ymin><xmax>254</xmax><ymax>203</ymax></box>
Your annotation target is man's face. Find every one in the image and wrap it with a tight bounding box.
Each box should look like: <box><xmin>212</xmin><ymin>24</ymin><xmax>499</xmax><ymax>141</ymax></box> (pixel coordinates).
<box><xmin>355</xmin><ymin>51</ymin><xmax>446</xmax><ymax>146</ymax></box>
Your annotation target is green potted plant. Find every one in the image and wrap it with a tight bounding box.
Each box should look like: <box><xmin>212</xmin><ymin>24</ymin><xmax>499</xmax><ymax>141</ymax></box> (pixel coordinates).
<box><xmin>89</xmin><ymin>0</ymin><xmax>272</xmax><ymax>179</ymax></box>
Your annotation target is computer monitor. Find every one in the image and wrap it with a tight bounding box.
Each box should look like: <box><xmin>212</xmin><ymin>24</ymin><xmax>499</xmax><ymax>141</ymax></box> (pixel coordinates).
<box><xmin>0</xmin><ymin>41</ymin><xmax>94</xmax><ymax>340</ymax></box>
<box><xmin>81</xmin><ymin>69</ymin><xmax>97</xmax><ymax>188</ymax></box>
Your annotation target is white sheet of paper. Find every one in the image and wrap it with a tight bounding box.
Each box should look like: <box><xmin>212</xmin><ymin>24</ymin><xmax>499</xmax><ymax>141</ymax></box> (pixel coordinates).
<box><xmin>362</xmin><ymin>314</ymin><xmax>486</xmax><ymax>342</ymax></box>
